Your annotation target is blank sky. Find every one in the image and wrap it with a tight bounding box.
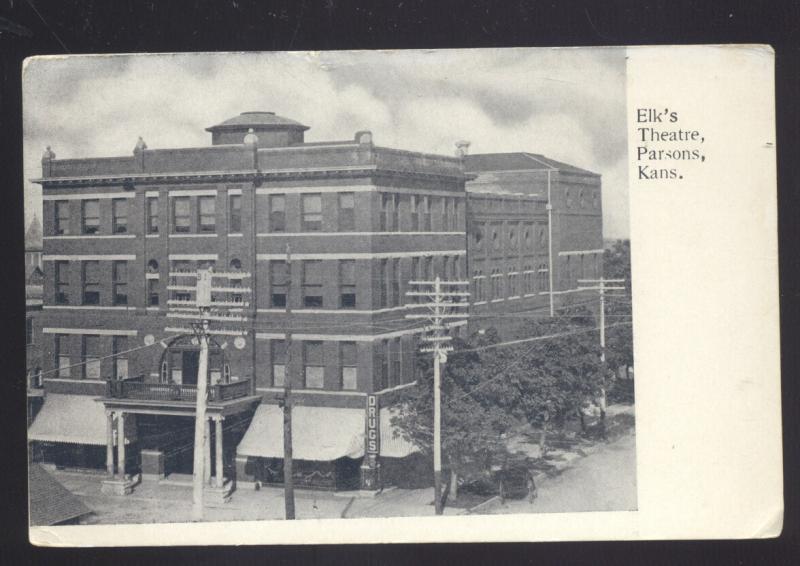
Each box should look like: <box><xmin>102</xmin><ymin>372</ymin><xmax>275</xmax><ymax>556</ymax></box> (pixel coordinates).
<box><xmin>23</xmin><ymin>48</ymin><xmax>629</xmax><ymax>238</ymax></box>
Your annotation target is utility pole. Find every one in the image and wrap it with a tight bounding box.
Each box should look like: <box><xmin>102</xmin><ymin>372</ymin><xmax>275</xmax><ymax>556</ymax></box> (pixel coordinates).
<box><xmin>406</xmin><ymin>275</ymin><xmax>470</xmax><ymax>515</ymax></box>
<box><xmin>166</xmin><ymin>266</ymin><xmax>251</xmax><ymax>521</ymax></box>
<box><xmin>577</xmin><ymin>277</ymin><xmax>626</xmax><ymax>436</ymax></box>
<box><xmin>282</xmin><ymin>243</ymin><xmax>296</xmax><ymax>520</ymax></box>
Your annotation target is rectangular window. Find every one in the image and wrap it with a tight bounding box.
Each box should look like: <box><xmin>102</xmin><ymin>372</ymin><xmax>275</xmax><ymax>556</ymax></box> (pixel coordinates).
<box><xmin>391</xmin><ymin>339</ymin><xmax>401</xmax><ymax>387</ymax></box>
<box><xmin>55</xmin><ymin>201</ymin><xmax>70</xmax><ymax>235</ymax></box>
<box><xmin>112</xmin><ymin>261</ymin><xmax>128</xmax><ymax>305</ymax></box>
<box><xmin>411</xmin><ymin>195</ymin><xmax>420</xmax><ymax>231</ymax></box>
<box><xmin>270</xmin><ymin>195</ymin><xmax>285</xmax><ymax>232</ymax></box>
<box><xmin>82</xmin><ymin>199</ymin><xmax>100</xmax><ymax>234</ymax></box>
<box><xmin>381</xmin><ymin>193</ymin><xmax>392</xmax><ymax>231</ymax></box>
<box><xmin>146</xmin><ymin>197</ymin><xmax>159</xmax><ymax>234</ymax></box>
<box><xmin>82</xmin><ymin>260</ymin><xmax>101</xmax><ymax>305</ymax></box>
<box><xmin>148</xmin><ymin>278</ymin><xmax>159</xmax><ymax>306</ymax></box>
<box><xmin>392</xmin><ymin>258</ymin><xmax>401</xmax><ymax>306</ymax></box>
<box><xmin>302</xmin><ymin>260</ymin><xmax>324</xmax><ymax>307</ymax></box>
<box><xmin>339</xmin><ymin>260</ymin><xmax>356</xmax><ymax>309</ymax></box>
<box><xmin>272</xmin><ymin>340</ymin><xmax>286</xmax><ymax>387</ymax></box>
<box><xmin>56</xmin><ymin>334</ymin><xmax>70</xmax><ymax>377</ymax></box>
<box><xmin>338</xmin><ymin>192</ymin><xmax>355</xmax><ymax>232</ymax></box>
<box><xmin>380</xmin><ymin>259</ymin><xmax>389</xmax><ymax>308</ymax></box>
<box><xmin>270</xmin><ymin>261</ymin><xmax>289</xmax><ymax>308</ymax></box>
<box><xmin>229</xmin><ymin>194</ymin><xmax>242</xmax><ymax>233</ymax></box>
<box><xmin>411</xmin><ymin>257</ymin><xmax>420</xmax><ymax>302</ymax></box>
<box><xmin>26</xmin><ymin>317</ymin><xmax>33</xmax><ymax>346</ymax></box>
<box><xmin>198</xmin><ymin>196</ymin><xmax>216</xmax><ymax>232</ymax></box>
<box><xmin>55</xmin><ymin>261</ymin><xmax>69</xmax><ymax>304</ymax></box>
<box><xmin>170</xmin><ymin>350</ymin><xmax>183</xmax><ymax>384</ymax></box>
<box><xmin>304</xmin><ymin>341</ymin><xmax>324</xmax><ymax>389</ymax></box>
<box><xmin>170</xmin><ymin>260</ymin><xmax>193</xmax><ymax>302</ymax></box>
<box><xmin>441</xmin><ymin>197</ymin><xmax>447</xmax><ymax>231</ymax></box>
<box><xmin>391</xmin><ymin>194</ymin><xmax>399</xmax><ymax>231</ymax></box>
<box><xmin>302</xmin><ymin>193</ymin><xmax>322</xmax><ymax>231</ymax></box>
<box><xmin>173</xmin><ymin>196</ymin><xmax>191</xmax><ymax>233</ymax></box>
<box><xmin>422</xmin><ymin>196</ymin><xmax>431</xmax><ymax>231</ymax></box>
<box><xmin>379</xmin><ymin>340</ymin><xmax>389</xmax><ymax>391</ymax></box>
<box><xmin>113</xmin><ymin>336</ymin><xmax>129</xmax><ymax>379</ymax></box>
<box><xmin>340</xmin><ymin>342</ymin><xmax>358</xmax><ymax>390</ymax></box>
<box><xmin>82</xmin><ymin>335</ymin><xmax>101</xmax><ymax>379</ymax></box>
<box><xmin>112</xmin><ymin>199</ymin><xmax>128</xmax><ymax>234</ymax></box>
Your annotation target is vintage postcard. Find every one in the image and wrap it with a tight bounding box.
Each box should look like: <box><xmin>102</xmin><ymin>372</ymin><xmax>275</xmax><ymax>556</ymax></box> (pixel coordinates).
<box><xmin>23</xmin><ymin>45</ymin><xmax>781</xmax><ymax>545</ymax></box>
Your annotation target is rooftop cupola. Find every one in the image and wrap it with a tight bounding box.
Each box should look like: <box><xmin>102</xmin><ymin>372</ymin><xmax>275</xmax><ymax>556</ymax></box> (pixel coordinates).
<box><xmin>205</xmin><ymin>111</ymin><xmax>309</xmax><ymax>148</ymax></box>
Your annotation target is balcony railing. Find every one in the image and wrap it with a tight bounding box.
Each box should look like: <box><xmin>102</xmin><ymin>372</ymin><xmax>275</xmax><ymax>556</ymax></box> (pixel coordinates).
<box><xmin>106</xmin><ymin>375</ymin><xmax>252</xmax><ymax>403</ymax></box>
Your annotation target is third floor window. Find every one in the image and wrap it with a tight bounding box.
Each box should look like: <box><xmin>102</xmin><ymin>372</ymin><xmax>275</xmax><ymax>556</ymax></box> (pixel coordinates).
<box><xmin>112</xmin><ymin>199</ymin><xmax>128</xmax><ymax>234</ymax></box>
<box><xmin>270</xmin><ymin>195</ymin><xmax>285</xmax><ymax>232</ymax></box>
<box><xmin>173</xmin><ymin>197</ymin><xmax>190</xmax><ymax>233</ymax></box>
<box><xmin>302</xmin><ymin>194</ymin><xmax>322</xmax><ymax>231</ymax></box>
<box><xmin>82</xmin><ymin>200</ymin><xmax>100</xmax><ymax>234</ymax></box>
<box><xmin>147</xmin><ymin>197</ymin><xmax>159</xmax><ymax>234</ymax></box>
<box><xmin>55</xmin><ymin>201</ymin><xmax>69</xmax><ymax>235</ymax></box>
<box><xmin>82</xmin><ymin>260</ymin><xmax>101</xmax><ymax>305</ymax></box>
<box><xmin>338</xmin><ymin>193</ymin><xmax>355</xmax><ymax>232</ymax></box>
<box><xmin>198</xmin><ymin>196</ymin><xmax>216</xmax><ymax>232</ymax></box>
<box><xmin>229</xmin><ymin>194</ymin><xmax>242</xmax><ymax>233</ymax></box>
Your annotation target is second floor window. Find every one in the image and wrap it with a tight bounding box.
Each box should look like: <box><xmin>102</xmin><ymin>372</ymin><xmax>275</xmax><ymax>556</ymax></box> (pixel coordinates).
<box><xmin>113</xmin><ymin>336</ymin><xmax>128</xmax><ymax>379</ymax></box>
<box><xmin>411</xmin><ymin>195</ymin><xmax>420</xmax><ymax>231</ymax></box>
<box><xmin>270</xmin><ymin>195</ymin><xmax>285</xmax><ymax>232</ymax></box>
<box><xmin>392</xmin><ymin>258</ymin><xmax>401</xmax><ymax>306</ymax></box>
<box><xmin>56</xmin><ymin>334</ymin><xmax>70</xmax><ymax>377</ymax></box>
<box><xmin>112</xmin><ymin>199</ymin><xmax>128</xmax><ymax>233</ymax></box>
<box><xmin>55</xmin><ymin>200</ymin><xmax>69</xmax><ymax>235</ymax></box>
<box><xmin>82</xmin><ymin>200</ymin><xmax>100</xmax><ymax>234</ymax></box>
<box><xmin>198</xmin><ymin>196</ymin><xmax>216</xmax><ymax>232</ymax></box>
<box><xmin>55</xmin><ymin>261</ymin><xmax>69</xmax><ymax>304</ymax></box>
<box><xmin>340</xmin><ymin>341</ymin><xmax>357</xmax><ymax>390</ymax></box>
<box><xmin>82</xmin><ymin>335</ymin><xmax>101</xmax><ymax>379</ymax></box>
<box><xmin>380</xmin><ymin>259</ymin><xmax>389</xmax><ymax>308</ymax></box>
<box><xmin>173</xmin><ymin>197</ymin><xmax>190</xmax><ymax>233</ymax></box>
<box><xmin>339</xmin><ymin>260</ymin><xmax>356</xmax><ymax>308</ymax></box>
<box><xmin>303</xmin><ymin>341</ymin><xmax>324</xmax><ymax>389</ymax></box>
<box><xmin>148</xmin><ymin>278</ymin><xmax>159</xmax><ymax>306</ymax></box>
<box><xmin>302</xmin><ymin>194</ymin><xmax>322</xmax><ymax>231</ymax></box>
<box><xmin>272</xmin><ymin>340</ymin><xmax>286</xmax><ymax>387</ymax></box>
<box><xmin>229</xmin><ymin>194</ymin><xmax>242</xmax><ymax>233</ymax></box>
<box><xmin>338</xmin><ymin>192</ymin><xmax>355</xmax><ymax>231</ymax></box>
<box><xmin>270</xmin><ymin>261</ymin><xmax>288</xmax><ymax>308</ymax></box>
<box><xmin>113</xmin><ymin>261</ymin><xmax>128</xmax><ymax>305</ymax></box>
<box><xmin>82</xmin><ymin>261</ymin><xmax>101</xmax><ymax>305</ymax></box>
<box><xmin>302</xmin><ymin>260</ymin><xmax>323</xmax><ymax>307</ymax></box>
<box><xmin>147</xmin><ymin>197</ymin><xmax>159</xmax><ymax>234</ymax></box>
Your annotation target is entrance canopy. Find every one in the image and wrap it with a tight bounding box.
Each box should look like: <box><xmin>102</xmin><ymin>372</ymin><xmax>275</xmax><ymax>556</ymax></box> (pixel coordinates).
<box><xmin>237</xmin><ymin>405</ymin><xmax>365</xmax><ymax>461</ymax></box>
<box><xmin>28</xmin><ymin>394</ymin><xmax>134</xmax><ymax>446</ymax></box>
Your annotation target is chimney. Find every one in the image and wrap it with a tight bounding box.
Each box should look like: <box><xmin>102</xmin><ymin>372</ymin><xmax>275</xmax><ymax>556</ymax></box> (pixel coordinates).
<box><xmin>455</xmin><ymin>140</ymin><xmax>471</xmax><ymax>158</ymax></box>
<box><xmin>41</xmin><ymin>146</ymin><xmax>56</xmax><ymax>177</ymax></box>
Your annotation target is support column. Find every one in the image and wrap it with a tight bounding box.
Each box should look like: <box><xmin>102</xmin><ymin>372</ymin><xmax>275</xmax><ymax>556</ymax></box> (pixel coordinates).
<box><xmin>204</xmin><ymin>417</ymin><xmax>211</xmax><ymax>485</ymax></box>
<box><xmin>106</xmin><ymin>411</ymin><xmax>115</xmax><ymax>476</ymax></box>
<box><xmin>117</xmin><ymin>412</ymin><xmax>126</xmax><ymax>479</ymax></box>
<box><xmin>215</xmin><ymin>417</ymin><xmax>224</xmax><ymax>488</ymax></box>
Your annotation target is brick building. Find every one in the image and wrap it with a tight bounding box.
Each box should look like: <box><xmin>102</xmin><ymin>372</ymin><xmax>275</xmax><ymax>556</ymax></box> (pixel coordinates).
<box><xmin>28</xmin><ymin>112</ymin><xmax>602</xmax><ymax>494</ymax></box>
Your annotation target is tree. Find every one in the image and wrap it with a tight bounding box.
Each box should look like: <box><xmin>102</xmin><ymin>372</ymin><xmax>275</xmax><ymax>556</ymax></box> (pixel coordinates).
<box><xmin>391</xmin><ymin>330</ymin><xmax>518</xmax><ymax>502</ymax></box>
<box><xmin>603</xmin><ymin>239</ymin><xmax>634</xmax><ymax>402</ymax></box>
<box><xmin>508</xmin><ymin>308</ymin><xmax>604</xmax><ymax>450</ymax></box>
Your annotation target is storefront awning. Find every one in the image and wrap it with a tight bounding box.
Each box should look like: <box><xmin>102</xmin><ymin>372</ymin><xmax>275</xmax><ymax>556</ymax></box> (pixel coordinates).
<box><xmin>380</xmin><ymin>407</ymin><xmax>420</xmax><ymax>459</ymax></box>
<box><xmin>237</xmin><ymin>405</ymin><xmax>365</xmax><ymax>461</ymax></box>
<box><xmin>28</xmin><ymin>393</ymin><xmax>133</xmax><ymax>446</ymax></box>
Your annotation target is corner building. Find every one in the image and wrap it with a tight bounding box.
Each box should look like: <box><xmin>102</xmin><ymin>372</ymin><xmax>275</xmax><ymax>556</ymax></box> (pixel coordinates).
<box><xmin>29</xmin><ymin>112</ymin><xmax>602</xmax><ymax>493</ymax></box>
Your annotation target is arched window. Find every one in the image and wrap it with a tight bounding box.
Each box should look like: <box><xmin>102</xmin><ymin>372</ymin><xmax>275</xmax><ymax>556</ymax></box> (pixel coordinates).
<box><xmin>592</xmin><ymin>190</ymin><xmax>599</xmax><ymax>209</ymax></box>
<box><xmin>147</xmin><ymin>259</ymin><xmax>159</xmax><ymax>273</ymax></box>
<box><xmin>579</xmin><ymin>189</ymin><xmax>586</xmax><ymax>208</ymax></box>
<box><xmin>230</xmin><ymin>258</ymin><xmax>242</xmax><ymax>271</ymax></box>
<box><xmin>565</xmin><ymin>189</ymin><xmax>572</xmax><ymax>208</ymax></box>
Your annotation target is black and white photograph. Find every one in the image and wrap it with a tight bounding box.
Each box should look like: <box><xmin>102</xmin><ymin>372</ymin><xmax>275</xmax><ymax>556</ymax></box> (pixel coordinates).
<box><xmin>24</xmin><ymin>48</ymin><xmax>636</xmax><ymax>528</ymax></box>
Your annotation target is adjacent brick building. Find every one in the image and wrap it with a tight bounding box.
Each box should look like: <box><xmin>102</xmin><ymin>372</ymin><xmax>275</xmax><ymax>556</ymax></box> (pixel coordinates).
<box><xmin>28</xmin><ymin>112</ymin><xmax>602</xmax><ymax>493</ymax></box>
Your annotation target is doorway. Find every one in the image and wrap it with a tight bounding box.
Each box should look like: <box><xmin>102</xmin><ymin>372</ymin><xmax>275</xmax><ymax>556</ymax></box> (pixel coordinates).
<box><xmin>182</xmin><ymin>350</ymin><xmax>200</xmax><ymax>385</ymax></box>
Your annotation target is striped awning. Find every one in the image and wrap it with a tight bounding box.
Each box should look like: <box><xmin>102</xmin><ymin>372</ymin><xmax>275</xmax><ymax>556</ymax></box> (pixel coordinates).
<box><xmin>237</xmin><ymin>404</ymin><xmax>365</xmax><ymax>461</ymax></box>
<box><xmin>28</xmin><ymin>393</ymin><xmax>134</xmax><ymax>446</ymax></box>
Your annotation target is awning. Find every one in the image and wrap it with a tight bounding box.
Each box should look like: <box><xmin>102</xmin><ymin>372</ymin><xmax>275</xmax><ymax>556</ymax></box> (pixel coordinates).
<box><xmin>237</xmin><ymin>404</ymin><xmax>365</xmax><ymax>461</ymax></box>
<box><xmin>380</xmin><ymin>407</ymin><xmax>420</xmax><ymax>458</ymax></box>
<box><xmin>28</xmin><ymin>393</ymin><xmax>134</xmax><ymax>446</ymax></box>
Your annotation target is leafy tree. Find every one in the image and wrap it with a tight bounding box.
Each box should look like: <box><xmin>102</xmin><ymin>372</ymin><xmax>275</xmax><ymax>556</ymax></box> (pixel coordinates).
<box><xmin>603</xmin><ymin>239</ymin><xmax>634</xmax><ymax>402</ymax></box>
<box><xmin>391</xmin><ymin>331</ymin><xmax>516</xmax><ymax>501</ymax></box>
